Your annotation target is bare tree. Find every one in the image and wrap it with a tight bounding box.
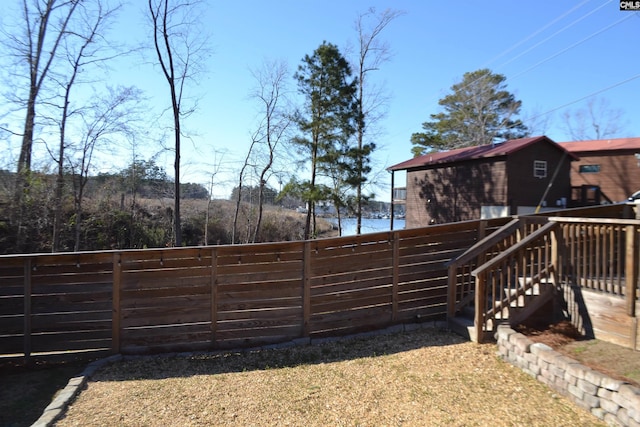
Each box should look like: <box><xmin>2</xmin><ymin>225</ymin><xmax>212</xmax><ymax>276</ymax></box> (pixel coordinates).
<box><xmin>204</xmin><ymin>150</ymin><xmax>225</xmax><ymax>245</ymax></box>
<box><xmin>353</xmin><ymin>8</ymin><xmax>403</xmax><ymax>234</ymax></box>
<box><xmin>67</xmin><ymin>86</ymin><xmax>143</xmax><ymax>251</ymax></box>
<box><xmin>2</xmin><ymin>0</ymin><xmax>81</xmax><ymax>245</ymax></box>
<box><xmin>249</xmin><ymin>60</ymin><xmax>291</xmax><ymax>243</ymax></box>
<box><xmin>147</xmin><ymin>0</ymin><xmax>209</xmax><ymax>246</ymax></box>
<box><xmin>232</xmin><ymin>139</ymin><xmax>258</xmax><ymax>244</ymax></box>
<box><xmin>47</xmin><ymin>0</ymin><xmax>123</xmax><ymax>251</ymax></box>
<box><xmin>561</xmin><ymin>97</ymin><xmax>627</xmax><ymax>141</ymax></box>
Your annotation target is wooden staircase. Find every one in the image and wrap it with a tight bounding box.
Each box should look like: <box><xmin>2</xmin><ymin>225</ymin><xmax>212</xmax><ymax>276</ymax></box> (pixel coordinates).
<box><xmin>447</xmin><ymin>218</ymin><xmax>560</xmax><ymax>342</ymax></box>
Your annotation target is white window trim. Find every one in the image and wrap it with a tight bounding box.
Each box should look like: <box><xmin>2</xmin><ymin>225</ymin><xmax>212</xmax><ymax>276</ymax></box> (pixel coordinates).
<box><xmin>533</xmin><ymin>160</ymin><xmax>547</xmax><ymax>179</ymax></box>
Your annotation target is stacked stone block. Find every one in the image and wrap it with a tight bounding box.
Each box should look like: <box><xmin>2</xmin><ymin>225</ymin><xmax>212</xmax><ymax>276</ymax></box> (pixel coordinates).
<box><xmin>496</xmin><ymin>325</ymin><xmax>640</xmax><ymax>427</ymax></box>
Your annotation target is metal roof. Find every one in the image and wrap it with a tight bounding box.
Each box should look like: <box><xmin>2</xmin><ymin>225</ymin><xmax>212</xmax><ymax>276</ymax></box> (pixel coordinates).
<box><xmin>388</xmin><ymin>136</ymin><xmax>575</xmax><ymax>171</ymax></box>
<box><xmin>558</xmin><ymin>137</ymin><xmax>640</xmax><ymax>153</ymax></box>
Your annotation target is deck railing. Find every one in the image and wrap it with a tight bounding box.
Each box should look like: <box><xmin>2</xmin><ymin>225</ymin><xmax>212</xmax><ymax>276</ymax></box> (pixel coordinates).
<box><xmin>448</xmin><ymin>209</ymin><xmax>640</xmax><ymax>344</ymax></box>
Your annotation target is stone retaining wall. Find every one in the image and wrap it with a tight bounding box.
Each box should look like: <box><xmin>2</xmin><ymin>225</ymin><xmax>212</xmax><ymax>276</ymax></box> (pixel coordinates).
<box><xmin>496</xmin><ymin>325</ymin><xmax>640</xmax><ymax>427</ymax></box>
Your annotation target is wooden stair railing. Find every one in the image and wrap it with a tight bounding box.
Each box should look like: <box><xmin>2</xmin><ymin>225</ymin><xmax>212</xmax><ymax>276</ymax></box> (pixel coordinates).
<box><xmin>446</xmin><ymin>216</ymin><xmax>550</xmax><ymax>321</ymax></box>
<box><xmin>470</xmin><ymin>221</ymin><xmax>560</xmax><ymax>342</ymax></box>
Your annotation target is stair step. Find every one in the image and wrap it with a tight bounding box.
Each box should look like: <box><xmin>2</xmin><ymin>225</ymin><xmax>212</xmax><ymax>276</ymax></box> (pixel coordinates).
<box><xmin>448</xmin><ymin>315</ymin><xmax>495</xmax><ymax>343</ymax></box>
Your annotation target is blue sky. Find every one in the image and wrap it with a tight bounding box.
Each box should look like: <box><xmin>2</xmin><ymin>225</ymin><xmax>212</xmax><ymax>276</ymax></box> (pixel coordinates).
<box><xmin>3</xmin><ymin>1</ymin><xmax>640</xmax><ymax>201</ymax></box>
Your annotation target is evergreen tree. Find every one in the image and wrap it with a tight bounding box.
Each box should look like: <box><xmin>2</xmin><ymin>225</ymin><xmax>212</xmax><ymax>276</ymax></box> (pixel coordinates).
<box><xmin>291</xmin><ymin>42</ymin><xmax>358</xmax><ymax>239</ymax></box>
<box><xmin>411</xmin><ymin>69</ymin><xmax>528</xmax><ymax>156</ymax></box>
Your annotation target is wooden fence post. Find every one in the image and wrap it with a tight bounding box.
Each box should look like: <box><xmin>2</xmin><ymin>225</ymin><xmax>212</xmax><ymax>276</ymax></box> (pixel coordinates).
<box><xmin>112</xmin><ymin>253</ymin><xmax>121</xmax><ymax>354</ymax></box>
<box><xmin>447</xmin><ymin>264</ymin><xmax>457</xmax><ymax>322</ymax></box>
<box><xmin>303</xmin><ymin>241</ymin><xmax>311</xmax><ymax>337</ymax></box>
<box><xmin>392</xmin><ymin>231</ymin><xmax>399</xmax><ymax>322</ymax></box>
<box><xmin>23</xmin><ymin>259</ymin><xmax>32</xmax><ymax>364</ymax></box>
<box><xmin>474</xmin><ymin>273</ymin><xmax>486</xmax><ymax>344</ymax></box>
<box><xmin>210</xmin><ymin>247</ymin><xmax>218</xmax><ymax>347</ymax></box>
<box><xmin>625</xmin><ymin>225</ymin><xmax>638</xmax><ymax>317</ymax></box>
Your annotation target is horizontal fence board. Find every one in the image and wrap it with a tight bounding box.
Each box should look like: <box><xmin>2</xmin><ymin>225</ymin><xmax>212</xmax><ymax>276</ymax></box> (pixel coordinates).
<box><xmin>25</xmin><ymin>252</ymin><xmax>113</xmax><ymax>266</ymax></box>
<box><xmin>216</xmin><ymin>307</ymin><xmax>301</xmax><ymax>322</ymax></box>
<box><xmin>311</xmin><ymin>232</ymin><xmax>391</xmax><ymax>249</ymax></box>
<box><xmin>310</xmin><ymin>264</ymin><xmax>392</xmax><ymax>285</ymax></box>
<box><xmin>121</xmin><ymin>267</ymin><xmax>210</xmax><ymax>286</ymax></box>
<box><xmin>311</xmin><ymin>285</ymin><xmax>392</xmax><ymax>310</ymax></box>
<box><xmin>311</xmin><ymin>239</ymin><xmax>392</xmax><ymax>258</ymax></box>
<box><xmin>312</xmin><ymin>293</ymin><xmax>392</xmax><ymax>316</ymax></box>
<box><xmin>310</xmin><ymin>273</ymin><xmax>393</xmax><ymax>293</ymax></box>
<box><xmin>216</xmin><ymin>316</ymin><xmax>301</xmax><ymax>332</ymax></box>
<box><xmin>31</xmin><ymin>330</ymin><xmax>112</xmax><ymax>352</ymax></box>
<box><xmin>0</xmin><ymin>284</ymin><xmax>24</xmax><ymax>297</ymax></box>
<box><xmin>29</xmin><ymin>282</ymin><xmax>113</xmax><ymax>295</ymax></box>
<box><xmin>121</xmin><ymin>302</ymin><xmax>211</xmax><ymax>326</ymax></box>
<box><xmin>311</xmin><ymin>251</ymin><xmax>393</xmax><ymax>274</ymax></box>
<box><xmin>0</xmin><ymin>296</ymin><xmax>24</xmax><ymax>315</ymax></box>
<box><xmin>216</xmin><ymin>250</ymin><xmax>305</xmax><ymax>265</ymax></box>
<box><xmin>398</xmin><ymin>281</ymin><xmax>448</xmax><ymax>298</ymax></box>
<box><xmin>218</xmin><ymin>297</ymin><xmax>302</xmax><ymax>312</ymax></box>
<box><xmin>0</xmin><ymin>335</ymin><xmax>24</xmax><ymax>354</ymax></box>
<box><xmin>309</xmin><ymin>306</ymin><xmax>392</xmax><ymax>336</ymax></box>
<box><xmin>396</xmin><ymin>303</ymin><xmax>447</xmax><ymax>320</ymax></box>
<box><xmin>32</xmin><ymin>299</ymin><xmax>112</xmax><ymax>315</ymax></box>
<box><xmin>216</xmin><ymin>326</ymin><xmax>300</xmax><ymax>349</ymax></box>
<box><xmin>217</xmin><ymin>278</ymin><xmax>301</xmax><ymax>293</ymax></box>
<box><xmin>31</xmin><ymin>313</ymin><xmax>112</xmax><ymax>332</ymax></box>
<box><xmin>398</xmin><ymin>268</ymin><xmax>448</xmax><ymax>284</ymax></box>
<box><xmin>215</xmin><ymin>269</ymin><xmax>302</xmax><ymax>285</ymax></box>
<box><xmin>121</xmin><ymin>322</ymin><xmax>211</xmax><ymax>343</ymax></box>
<box><xmin>121</xmin><ymin>285</ymin><xmax>210</xmax><ymax>304</ymax></box>
<box><xmin>217</xmin><ymin>287</ymin><xmax>303</xmax><ymax>302</ymax></box>
<box><xmin>121</xmin><ymin>293</ymin><xmax>210</xmax><ymax>311</ymax></box>
<box><xmin>0</xmin><ymin>315</ymin><xmax>23</xmax><ymax>333</ymax></box>
<box><xmin>30</xmin><ymin>269</ymin><xmax>113</xmax><ymax>284</ymax></box>
<box><xmin>399</xmin><ymin>236</ymin><xmax>477</xmax><ymax>257</ymax></box>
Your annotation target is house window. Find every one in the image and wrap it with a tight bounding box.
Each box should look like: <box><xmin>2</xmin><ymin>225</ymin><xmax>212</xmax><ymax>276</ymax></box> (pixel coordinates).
<box><xmin>392</xmin><ymin>187</ymin><xmax>406</xmax><ymax>201</ymax></box>
<box><xmin>579</xmin><ymin>164</ymin><xmax>600</xmax><ymax>173</ymax></box>
<box><xmin>533</xmin><ymin>160</ymin><xmax>547</xmax><ymax>178</ymax></box>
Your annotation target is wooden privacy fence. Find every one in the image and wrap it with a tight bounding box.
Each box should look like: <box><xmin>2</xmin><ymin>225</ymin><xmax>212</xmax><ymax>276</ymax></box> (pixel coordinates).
<box><xmin>0</xmin><ymin>218</ymin><xmax>510</xmax><ymax>364</ymax></box>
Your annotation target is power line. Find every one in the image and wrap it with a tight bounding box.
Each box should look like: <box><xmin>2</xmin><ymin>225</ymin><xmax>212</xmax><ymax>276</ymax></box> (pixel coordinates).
<box><xmin>496</xmin><ymin>0</ymin><xmax>613</xmax><ymax>70</ymax></box>
<box><xmin>510</xmin><ymin>12</ymin><xmax>635</xmax><ymax>81</ymax></box>
<box><xmin>481</xmin><ymin>0</ymin><xmax>592</xmax><ymax>69</ymax></box>
<box><xmin>453</xmin><ymin>1</ymin><xmax>616</xmax><ymax>99</ymax></box>
<box><xmin>526</xmin><ymin>72</ymin><xmax>640</xmax><ymax>122</ymax></box>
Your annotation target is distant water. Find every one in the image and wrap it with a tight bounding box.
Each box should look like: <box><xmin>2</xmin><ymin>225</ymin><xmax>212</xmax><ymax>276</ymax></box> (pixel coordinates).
<box><xmin>327</xmin><ymin>217</ymin><xmax>405</xmax><ymax>236</ymax></box>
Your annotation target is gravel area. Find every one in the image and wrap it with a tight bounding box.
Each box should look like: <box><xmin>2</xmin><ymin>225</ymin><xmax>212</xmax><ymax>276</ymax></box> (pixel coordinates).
<box><xmin>55</xmin><ymin>327</ymin><xmax>604</xmax><ymax>426</ymax></box>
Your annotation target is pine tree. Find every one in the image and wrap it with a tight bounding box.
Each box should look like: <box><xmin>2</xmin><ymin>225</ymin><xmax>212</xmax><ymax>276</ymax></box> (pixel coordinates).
<box><xmin>292</xmin><ymin>42</ymin><xmax>358</xmax><ymax>239</ymax></box>
<box><xmin>411</xmin><ymin>69</ymin><xmax>528</xmax><ymax>156</ymax></box>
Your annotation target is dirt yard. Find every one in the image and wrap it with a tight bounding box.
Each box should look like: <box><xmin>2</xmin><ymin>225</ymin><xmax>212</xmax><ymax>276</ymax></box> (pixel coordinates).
<box><xmin>516</xmin><ymin>320</ymin><xmax>640</xmax><ymax>387</ymax></box>
<box><xmin>52</xmin><ymin>327</ymin><xmax>605</xmax><ymax>426</ymax></box>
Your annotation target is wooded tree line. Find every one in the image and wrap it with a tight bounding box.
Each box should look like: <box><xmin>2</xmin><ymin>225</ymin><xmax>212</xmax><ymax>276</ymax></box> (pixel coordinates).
<box><xmin>0</xmin><ymin>1</ymin><xmax>403</xmax><ymax>253</ymax></box>
<box><xmin>0</xmin><ymin>1</ymin><xmax>624</xmax><ymax>254</ymax></box>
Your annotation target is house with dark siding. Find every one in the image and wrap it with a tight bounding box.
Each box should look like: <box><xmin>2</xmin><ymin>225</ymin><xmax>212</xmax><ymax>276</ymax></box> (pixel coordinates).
<box><xmin>388</xmin><ymin>136</ymin><xmax>576</xmax><ymax>228</ymax></box>
<box><xmin>559</xmin><ymin>137</ymin><xmax>640</xmax><ymax>203</ymax></box>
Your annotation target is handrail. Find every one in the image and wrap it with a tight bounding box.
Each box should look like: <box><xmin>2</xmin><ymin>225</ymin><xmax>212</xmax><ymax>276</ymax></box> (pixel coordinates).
<box><xmin>548</xmin><ymin>216</ymin><xmax>640</xmax><ymax>225</ymax></box>
<box><xmin>447</xmin><ymin>218</ymin><xmax>520</xmax><ymax>268</ymax></box>
<box><xmin>470</xmin><ymin>220</ymin><xmax>559</xmax><ymax>342</ymax></box>
<box><xmin>471</xmin><ymin>221</ymin><xmax>559</xmax><ymax>277</ymax></box>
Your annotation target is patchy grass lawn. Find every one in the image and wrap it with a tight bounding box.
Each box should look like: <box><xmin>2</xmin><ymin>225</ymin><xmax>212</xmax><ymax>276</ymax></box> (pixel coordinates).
<box><xmin>53</xmin><ymin>328</ymin><xmax>603</xmax><ymax>426</ymax></box>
